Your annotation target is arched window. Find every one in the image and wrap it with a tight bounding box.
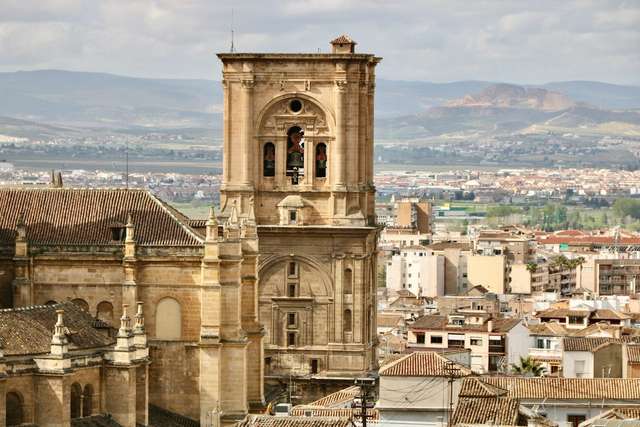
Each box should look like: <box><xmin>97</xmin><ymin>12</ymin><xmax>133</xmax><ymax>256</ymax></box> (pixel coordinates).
<box><xmin>82</xmin><ymin>384</ymin><xmax>93</xmax><ymax>417</ymax></box>
<box><xmin>70</xmin><ymin>383</ymin><xmax>82</xmax><ymax>419</ymax></box>
<box><xmin>263</xmin><ymin>142</ymin><xmax>276</xmax><ymax>177</ymax></box>
<box><xmin>344</xmin><ymin>268</ymin><xmax>353</xmax><ymax>295</ymax></box>
<box><xmin>315</xmin><ymin>143</ymin><xmax>327</xmax><ymax>178</ymax></box>
<box><xmin>155</xmin><ymin>297</ymin><xmax>182</xmax><ymax>340</ymax></box>
<box><xmin>96</xmin><ymin>301</ymin><xmax>114</xmax><ymax>324</ymax></box>
<box><xmin>6</xmin><ymin>391</ymin><xmax>24</xmax><ymax>427</ymax></box>
<box><xmin>286</xmin><ymin>126</ymin><xmax>304</xmax><ymax>178</ymax></box>
<box><xmin>343</xmin><ymin>309</ymin><xmax>352</xmax><ymax>333</ymax></box>
<box><xmin>71</xmin><ymin>298</ymin><xmax>89</xmax><ymax>312</ymax></box>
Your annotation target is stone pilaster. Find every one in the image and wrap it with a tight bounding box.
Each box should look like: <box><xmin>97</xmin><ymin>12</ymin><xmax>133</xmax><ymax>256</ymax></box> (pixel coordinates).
<box><xmin>240</xmin><ymin>77</ymin><xmax>255</xmax><ymax>190</ymax></box>
<box><xmin>12</xmin><ymin>214</ymin><xmax>32</xmax><ymax>307</ymax></box>
<box><xmin>122</xmin><ymin>214</ymin><xmax>138</xmax><ymax>312</ymax></box>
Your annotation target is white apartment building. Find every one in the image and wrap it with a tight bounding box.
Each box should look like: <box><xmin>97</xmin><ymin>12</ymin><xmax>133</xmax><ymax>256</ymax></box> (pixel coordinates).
<box><xmin>386</xmin><ymin>246</ymin><xmax>445</xmax><ymax>297</ymax></box>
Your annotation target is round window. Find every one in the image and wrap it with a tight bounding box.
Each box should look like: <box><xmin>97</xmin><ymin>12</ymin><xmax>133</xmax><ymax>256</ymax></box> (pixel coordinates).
<box><xmin>289</xmin><ymin>99</ymin><xmax>303</xmax><ymax>113</ymax></box>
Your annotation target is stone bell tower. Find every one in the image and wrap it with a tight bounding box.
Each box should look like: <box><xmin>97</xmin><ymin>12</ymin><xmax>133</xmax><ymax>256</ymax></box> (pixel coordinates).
<box><xmin>218</xmin><ymin>35</ymin><xmax>380</xmax><ymax>380</ymax></box>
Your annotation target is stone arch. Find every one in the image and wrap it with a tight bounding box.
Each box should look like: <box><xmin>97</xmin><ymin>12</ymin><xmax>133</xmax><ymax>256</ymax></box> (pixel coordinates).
<box><xmin>82</xmin><ymin>384</ymin><xmax>94</xmax><ymax>417</ymax></box>
<box><xmin>256</xmin><ymin>93</ymin><xmax>335</xmax><ymax>135</ymax></box>
<box><xmin>259</xmin><ymin>255</ymin><xmax>333</xmax><ymax>298</ymax></box>
<box><xmin>70</xmin><ymin>382</ymin><xmax>82</xmax><ymax>419</ymax></box>
<box><xmin>71</xmin><ymin>298</ymin><xmax>89</xmax><ymax>312</ymax></box>
<box><xmin>96</xmin><ymin>301</ymin><xmax>114</xmax><ymax>324</ymax></box>
<box><xmin>155</xmin><ymin>297</ymin><xmax>182</xmax><ymax>340</ymax></box>
<box><xmin>6</xmin><ymin>391</ymin><xmax>24</xmax><ymax>427</ymax></box>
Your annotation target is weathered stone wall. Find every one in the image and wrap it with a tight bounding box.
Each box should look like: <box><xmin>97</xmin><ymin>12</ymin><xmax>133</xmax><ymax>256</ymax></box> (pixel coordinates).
<box><xmin>148</xmin><ymin>341</ymin><xmax>200</xmax><ymax>420</ymax></box>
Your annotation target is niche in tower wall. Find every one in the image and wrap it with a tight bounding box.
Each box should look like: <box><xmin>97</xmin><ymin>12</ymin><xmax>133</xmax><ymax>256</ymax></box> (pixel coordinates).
<box><xmin>286</xmin><ymin>126</ymin><xmax>304</xmax><ymax>182</ymax></box>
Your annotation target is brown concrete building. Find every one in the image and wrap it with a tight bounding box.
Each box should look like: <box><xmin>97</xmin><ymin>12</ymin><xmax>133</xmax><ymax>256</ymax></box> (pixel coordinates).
<box><xmin>394</xmin><ymin>198</ymin><xmax>431</xmax><ymax>234</ymax></box>
<box><xmin>217</xmin><ymin>35</ymin><xmax>380</xmax><ymax>379</ymax></box>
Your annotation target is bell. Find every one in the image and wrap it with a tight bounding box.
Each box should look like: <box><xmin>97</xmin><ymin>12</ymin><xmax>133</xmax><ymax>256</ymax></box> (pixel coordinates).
<box><xmin>288</xmin><ymin>152</ymin><xmax>304</xmax><ymax>169</ymax></box>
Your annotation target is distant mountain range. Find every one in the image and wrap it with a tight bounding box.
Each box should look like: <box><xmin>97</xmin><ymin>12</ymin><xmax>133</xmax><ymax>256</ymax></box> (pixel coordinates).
<box><xmin>0</xmin><ymin>70</ymin><xmax>639</xmax><ymax>139</ymax></box>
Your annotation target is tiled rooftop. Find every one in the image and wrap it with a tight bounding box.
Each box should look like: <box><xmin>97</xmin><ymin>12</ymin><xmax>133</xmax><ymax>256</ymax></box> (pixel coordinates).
<box><xmin>0</xmin><ymin>301</ymin><xmax>115</xmax><ymax>356</ymax></box>
<box><xmin>451</xmin><ymin>397</ymin><xmax>519</xmax><ymax>426</ymax></box>
<box><xmin>460</xmin><ymin>377</ymin><xmax>640</xmax><ymax>400</ymax></box>
<box><xmin>0</xmin><ymin>188</ymin><xmax>202</xmax><ymax>246</ymax></box>
<box><xmin>379</xmin><ymin>351</ymin><xmax>471</xmax><ymax>377</ymax></box>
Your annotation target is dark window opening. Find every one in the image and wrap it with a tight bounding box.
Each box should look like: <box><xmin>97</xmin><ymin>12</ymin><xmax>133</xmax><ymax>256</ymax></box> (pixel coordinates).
<box><xmin>311</xmin><ymin>359</ymin><xmax>319</xmax><ymax>374</ymax></box>
<box><xmin>430</xmin><ymin>335</ymin><xmax>443</xmax><ymax>344</ymax></box>
<box><xmin>263</xmin><ymin>142</ymin><xmax>276</xmax><ymax>177</ymax></box>
<box><xmin>315</xmin><ymin>143</ymin><xmax>327</xmax><ymax>178</ymax></box>
<box><xmin>287</xmin><ymin>312</ymin><xmax>297</xmax><ymax>327</ymax></box>
<box><xmin>287</xmin><ymin>332</ymin><xmax>296</xmax><ymax>347</ymax></box>
<box><xmin>288</xmin><ymin>283</ymin><xmax>297</xmax><ymax>298</ymax></box>
<box><xmin>343</xmin><ymin>309</ymin><xmax>352</xmax><ymax>333</ymax></box>
<box><xmin>6</xmin><ymin>391</ymin><xmax>24</xmax><ymax>427</ymax></box>
<box><xmin>289</xmin><ymin>99</ymin><xmax>303</xmax><ymax>113</ymax></box>
<box><xmin>289</xmin><ymin>262</ymin><xmax>297</xmax><ymax>276</ymax></box>
<box><xmin>344</xmin><ymin>268</ymin><xmax>353</xmax><ymax>295</ymax></box>
<box><xmin>289</xmin><ymin>210</ymin><xmax>297</xmax><ymax>224</ymax></box>
<box><xmin>416</xmin><ymin>333</ymin><xmax>425</xmax><ymax>344</ymax></box>
<box><xmin>111</xmin><ymin>226</ymin><xmax>125</xmax><ymax>241</ymax></box>
<box><xmin>70</xmin><ymin>383</ymin><xmax>82</xmax><ymax>419</ymax></box>
<box><xmin>286</xmin><ymin>126</ymin><xmax>304</xmax><ymax>178</ymax></box>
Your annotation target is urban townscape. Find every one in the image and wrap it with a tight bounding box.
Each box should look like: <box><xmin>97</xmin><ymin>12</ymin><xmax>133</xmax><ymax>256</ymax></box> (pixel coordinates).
<box><xmin>0</xmin><ymin>2</ymin><xmax>639</xmax><ymax>427</ymax></box>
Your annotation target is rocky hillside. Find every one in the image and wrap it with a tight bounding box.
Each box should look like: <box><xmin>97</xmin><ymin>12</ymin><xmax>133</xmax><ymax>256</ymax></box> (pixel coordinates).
<box><xmin>446</xmin><ymin>83</ymin><xmax>575</xmax><ymax>111</ymax></box>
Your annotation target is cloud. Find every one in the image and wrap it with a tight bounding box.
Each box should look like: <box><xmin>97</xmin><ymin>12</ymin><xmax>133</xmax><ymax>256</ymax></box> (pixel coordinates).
<box><xmin>0</xmin><ymin>0</ymin><xmax>638</xmax><ymax>84</ymax></box>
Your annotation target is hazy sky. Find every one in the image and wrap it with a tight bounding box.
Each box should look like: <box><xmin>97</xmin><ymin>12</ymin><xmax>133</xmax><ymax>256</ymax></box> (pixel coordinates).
<box><xmin>1</xmin><ymin>0</ymin><xmax>639</xmax><ymax>84</ymax></box>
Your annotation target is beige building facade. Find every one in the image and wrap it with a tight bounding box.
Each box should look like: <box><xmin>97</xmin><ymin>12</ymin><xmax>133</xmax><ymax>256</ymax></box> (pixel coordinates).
<box><xmin>217</xmin><ymin>36</ymin><xmax>381</xmax><ymax>377</ymax></box>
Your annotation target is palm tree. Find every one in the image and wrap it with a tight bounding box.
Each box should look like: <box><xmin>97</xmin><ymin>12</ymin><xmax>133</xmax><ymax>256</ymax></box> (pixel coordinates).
<box><xmin>526</xmin><ymin>262</ymin><xmax>538</xmax><ymax>274</ymax></box>
<box><xmin>511</xmin><ymin>356</ymin><xmax>546</xmax><ymax>377</ymax></box>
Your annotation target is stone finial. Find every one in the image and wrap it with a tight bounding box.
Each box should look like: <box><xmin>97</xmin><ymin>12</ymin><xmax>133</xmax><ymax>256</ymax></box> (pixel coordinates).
<box><xmin>225</xmin><ymin>200</ymin><xmax>240</xmax><ymax>239</ymax></box>
<box><xmin>228</xmin><ymin>200</ymin><xmax>239</xmax><ymax>226</ymax></box>
<box><xmin>206</xmin><ymin>206</ymin><xmax>219</xmax><ymax>241</ymax></box>
<box><xmin>118</xmin><ymin>304</ymin><xmax>132</xmax><ymax>337</ymax></box>
<box><xmin>125</xmin><ymin>212</ymin><xmax>135</xmax><ymax>242</ymax></box>
<box><xmin>16</xmin><ymin>212</ymin><xmax>26</xmax><ymax>240</ymax></box>
<box><xmin>134</xmin><ymin>301</ymin><xmax>145</xmax><ymax>334</ymax></box>
<box><xmin>51</xmin><ymin>309</ymin><xmax>69</xmax><ymax>356</ymax></box>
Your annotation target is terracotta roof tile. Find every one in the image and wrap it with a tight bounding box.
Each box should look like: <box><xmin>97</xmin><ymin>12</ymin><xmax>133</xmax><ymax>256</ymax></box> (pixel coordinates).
<box><xmin>0</xmin><ymin>188</ymin><xmax>202</xmax><ymax>246</ymax></box>
<box><xmin>452</xmin><ymin>397</ymin><xmax>519</xmax><ymax>426</ymax></box>
<box><xmin>411</xmin><ymin>315</ymin><xmax>520</xmax><ymax>333</ymax></box>
<box><xmin>290</xmin><ymin>407</ymin><xmax>378</xmax><ymax>421</ymax></box>
<box><xmin>331</xmin><ymin>35</ymin><xmax>355</xmax><ymax>45</ymax></box>
<box><xmin>0</xmin><ymin>301</ymin><xmax>115</xmax><ymax>356</ymax></box>
<box><xmin>627</xmin><ymin>345</ymin><xmax>640</xmax><ymax>363</ymax></box>
<box><xmin>237</xmin><ymin>415</ymin><xmax>351</xmax><ymax>427</ymax></box>
<box><xmin>307</xmin><ymin>386</ymin><xmax>360</xmax><ymax>408</ymax></box>
<box><xmin>460</xmin><ymin>377</ymin><xmax>640</xmax><ymax>400</ymax></box>
<box><xmin>379</xmin><ymin>351</ymin><xmax>471</xmax><ymax>377</ymax></box>
<box><xmin>563</xmin><ymin>336</ymin><xmax>640</xmax><ymax>352</ymax></box>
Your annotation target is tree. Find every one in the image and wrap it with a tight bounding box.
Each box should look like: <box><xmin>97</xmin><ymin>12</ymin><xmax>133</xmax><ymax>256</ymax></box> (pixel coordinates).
<box><xmin>526</xmin><ymin>262</ymin><xmax>538</xmax><ymax>274</ymax></box>
<box><xmin>613</xmin><ymin>198</ymin><xmax>640</xmax><ymax>220</ymax></box>
<box><xmin>511</xmin><ymin>356</ymin><xmax>546</xmax><ymax>377</ymax></box>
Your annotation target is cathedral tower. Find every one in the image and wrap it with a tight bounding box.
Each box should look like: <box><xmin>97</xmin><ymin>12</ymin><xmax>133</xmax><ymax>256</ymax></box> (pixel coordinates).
<box><xmin>218</xmin><ymin>36</ymin><xmax>380</xmax><ymax>379</ymax></box>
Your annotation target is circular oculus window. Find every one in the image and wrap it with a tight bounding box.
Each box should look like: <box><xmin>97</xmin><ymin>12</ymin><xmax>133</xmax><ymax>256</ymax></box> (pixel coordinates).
<box><xmin>289</xmin><ymin>99</ymin><xmax>303</xmax><ymax>113</ymax></box>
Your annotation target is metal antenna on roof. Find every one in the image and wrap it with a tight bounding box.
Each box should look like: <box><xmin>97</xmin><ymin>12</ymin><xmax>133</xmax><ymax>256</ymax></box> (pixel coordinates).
<box><xmin>230</xmin><ymin>8</ymin><xmax>236</xmax><ymax>53</ymax></box>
